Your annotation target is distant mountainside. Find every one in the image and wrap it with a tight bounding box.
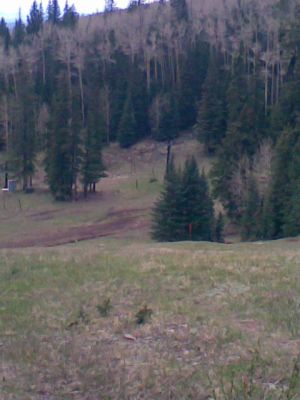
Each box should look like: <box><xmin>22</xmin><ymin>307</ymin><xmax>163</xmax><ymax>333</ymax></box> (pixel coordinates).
<box><xmin>0</xmin><ymin>0</ymin><xmax>300</xmax><ymax>241</ymax></box>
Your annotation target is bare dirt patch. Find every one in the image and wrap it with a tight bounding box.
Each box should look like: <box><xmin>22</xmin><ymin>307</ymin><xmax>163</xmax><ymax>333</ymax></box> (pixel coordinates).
<box><xmin>0</xmin><ymin>208</ymin><xmax>150</xmax><ymax>248</ymax></box>
<box><xmin>30</xmin><ymin>209</ymin><xmax>62</xmax><ymax>221</ymax></box>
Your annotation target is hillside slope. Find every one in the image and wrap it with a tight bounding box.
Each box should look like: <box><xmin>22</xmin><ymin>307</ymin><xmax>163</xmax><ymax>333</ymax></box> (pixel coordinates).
<box><xmin>0</xmin><ymin>134</ymin><xmax>213</xmax><ymax>248</ymax></box>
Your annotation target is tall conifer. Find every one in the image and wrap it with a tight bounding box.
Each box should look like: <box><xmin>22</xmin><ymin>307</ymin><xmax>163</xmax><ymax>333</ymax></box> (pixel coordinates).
<box><xmin>45</xmin><ymin>72</ymin><xmax>74</xmax><ymax>200</ymax></box>
<box><xmin>181</xmin><ymin>157</ymin><xmax>214</xmax><ymax>241</ymax></box>
<box><xmin>152</xmin><ymin>158</ymin><xmax>183</xmax><ymax>241</ymax></box>
<box><xmin>27</xmin><ymin>1</ymin><xmax>44</xmax><ymax>35</ymax></box>
<box><xmin>118</xmin><ymin>91</ymin><xmax>138</xmax><ymax>148</ymax></box>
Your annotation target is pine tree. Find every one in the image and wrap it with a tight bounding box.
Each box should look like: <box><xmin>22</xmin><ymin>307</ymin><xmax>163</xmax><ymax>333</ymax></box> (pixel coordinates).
<box><xmin>154</xmin><ymin>93</ymin><xmax>179</xmax><ymax>141</ymax></box>
<box><xmin>0</xmin><ymin>18</ymin><xmax>11</xmax><ymax>51</ymax></box>
<box><xmin>170</xmin><ymin>0</ymin><xmax>188</xmax><ymax>21</ymax></box>
<box><xmin>214</xmin><ymin>212</ymin><xmax>225</xmax><ymax>243</ymax></box>
<box><xmin>240</xmin><ymin>176</ymin><xmax>262</xmax><ymax>240</ymax></box>
<box><xmin>45</xmin><ymin>72</ymin><xmax>74</xmax><ymax>200</ymax></box>
<box><xmin>282</xmin><ymin>179</ymin><xmax>300</xmax><ymax>237</ymax></box>
<box><xmin>82</xmin><ymin>111</ymin><xmax>106</xmax><ymax>197</ymax></box>
<box><xmin>177</xmin><ymin>42</ymin><xmax>209</xmax><ymax>130</ymax></box>
<box><xmin>106</xmin><ymin>48</ymin><xmax>129</xmax><ymax>142</ymax></box>
<box><xmin>130</xmin><ymin>67</ymin><xmax>150</xmax><ymax>140</ymax></box>
<box><xmin>275</xmin><ymin>54</ymin><xmax>300</xmax><ymax>132</ymax></box>
<box><xmin>62</xmin><ymin>2</ymin><xmax>79</xmax><ymax>28</ymax></box>
<box><xmin>152</xmin><ymin>156</ymin><xmax>215</xmax><ymax>242</ymax></box>
<box><xmin>197</xmin><ymin>53</ymin><xmax>227</xmax><ymax>154</ymax></box>
<box><xmin>47</xmin><ymin>0</ymin><xmax>61</xmax><ymax>24</ymax></box>
<box><xmin>152</xmin><ymin>158</ymin><xmax>183</xmax><ymax>241</ymax></box>
<box><xmin>263</xmin><ymin>128</ymin><xmax>299</xmax><ymax>238</ymax></box>
<box><xmin>13</xmin><ymin>12</ymin><xmax>26</xmax><ymax>47</ymax></box>
<box><xmin>10</xmin><ymin>60</ymin><xmax>37</xmax><ymax>191</ymax></box>
<box><xmin>128</xmin><ymin>0</ymin><xmax>145</xmax><ymax>11</ymax></box>
<box><xmin>118</xmin><ymin>91</ymin><xmax>138</xmax><ymax>148</ymax></box>
<box><xmin>211</xmin><ymin>69</ymin><xmax>265</xmax><ymax>221</ymax></box>
<box><xmin>281</xmin><ymin>132</ymin><xmax>300</xmax><ymax>237</ymax></box>
<box><xmin>181</xmin><ymin>157</ymin><xmax>214</xmax><ymax>241</ymax></box>
<box><xmin>27</xmin><ymin>1</ymin><xmax>44</xmax><ymax>35</ymax></box>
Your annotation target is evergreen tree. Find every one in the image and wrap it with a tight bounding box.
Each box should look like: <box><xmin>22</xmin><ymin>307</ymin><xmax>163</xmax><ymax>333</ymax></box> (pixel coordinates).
<box><xmin>152</xmin><ymin>158</ymin><xmax>183</xmax><ymax>241</ymax></box>
<box><xmin>62</xmin><ymin>2</ymin><xmax>79</xmax><ymax>28</ymax></box>
<box><xmin>275</xmin><ymin>54</ymin><xmax>300</xmax><ymax>131</ymax></box>
<box><xmin>240</xmin><ymin>176</ymin><xmax>262</xmax><ymax>240</ymax></box>
<box><xmin>106</xmin><ymin>47</ymin><xmax>129</xmax><ymax>142</ymax></box>
<box><xmin>128</xmin><ymin>0</ymin><xmax>145</xmax><ymax>11</ymax></box>
<box><xmin>152</xmin><ymin>156</ymin><xmax>215</xmax><ymax>242</ymax></box>
<box><xmin>105</xmin><ymin>0</ymin><xmax>116</xmax><ymax>13</ymax></box>
<box><xmin>197</xmin><ymin>53</ymin><xmax>227</xmax><ymax>154</ymax></box>
<box><xmin>10</xmin><ymin>60</ymin><xmax>37</xmax><ymax>191</ymax></box>
<box><xmin>81</xmin><ymin>110</ymin><xmax>106</xmax><ymax>197</ymax></box>
<box><xmin>27</xmin><ymin>1</ymin><xmax>44</xmax><ymax>35</ymax></box>
<box><xmin>177</xmin><ymin>42</ymin><xmax>209</xmax><ymax>130</ymax></box>
<box><xmin>130</xmin><ymin>67</ymin><xmax>150</xmax><ymax>140</ymax></box>
<box><xmin>181</xmin><ymin>157</ymin><xmax>214</xmax><ymax>241</ymax></box>
<box><xmin>118</xmin><ymin>91</ymin><xmax>138</xmax><ymax>148</ymax></box>
<box><xmin>214</xmin><ymin>212</ymin><xmax>225</xmax><ymax>243</ymax></box>
<box><xmin>0</xmin><ymin>18</ymin><xmax>11</xmax><ymax>51</ymax></box>
<box><xmin>170</xmin><ymin>0</ymin><xmax>188</xmax><ymax>21</ymax></box>
<box><xmin>45</xmin><ymin>72</ymin><xmax>74</xmax><ymax>200</ymax></box>
<box><xmin>212</xmin><ymin>70</ymin><xmax>265</xmax><ymax>221</ymax></box>
<box><xmin>282</xmin><ymin>179</ymin><xmax>300</xmax><ymax>237</ymax></box>
<box><xmin>263</xmin><ymin>128</ymin><xmax>299</xmax><ymax>238</ymax></box>
<box><xmin>152</xmin><ymin>93</ymin><xmax>179</xmax><ymax>142</ymax></box>
<box><xmin>283</xmin><ymin>134</ymin><xmax>300</xmax><ymax>236</ymax></box>
<box><xmin>226</xmin><ymin>53</ymin><xmax>247</xmax><ymax>125</ymax></box>
<box><xmin>47</xmin><ymin>0</ymin><xmax>61</xmax><ymax>24</ymax></box>
<box><xmin>13</xmin><ymin>12</ymin><xmax>26</xmax><ymax>47</ymax></box>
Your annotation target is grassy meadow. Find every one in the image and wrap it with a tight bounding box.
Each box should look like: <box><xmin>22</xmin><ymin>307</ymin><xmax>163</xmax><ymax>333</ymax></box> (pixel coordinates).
<box><xmin>1</xmin><ymin>239</ymin><xmax>300</xmax><ymax>399</ymax></box>
<box><xmin>0</xmin><ymin>136</ymin><xmax>299</xmax><ymax>399</ymax></box>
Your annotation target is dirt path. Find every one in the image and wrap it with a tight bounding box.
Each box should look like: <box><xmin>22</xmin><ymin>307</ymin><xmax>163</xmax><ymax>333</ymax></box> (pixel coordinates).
<box><xmin>0</xmin><ymin>208</ymin><xmax>150</xmax><ymax>249</ymax></box>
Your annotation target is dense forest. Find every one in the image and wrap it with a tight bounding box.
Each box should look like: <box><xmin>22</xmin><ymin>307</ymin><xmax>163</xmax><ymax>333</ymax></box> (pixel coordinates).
<box><xmin>0</xmin><ymin>0</ymin><xmax>300</xmax><ymax>240</ymax></box>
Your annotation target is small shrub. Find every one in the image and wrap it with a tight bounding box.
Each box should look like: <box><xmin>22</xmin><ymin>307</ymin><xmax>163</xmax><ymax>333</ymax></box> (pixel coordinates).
<box><xmin>135</xmin><ymin>305</ymin><xmax>153</xmax><ymax>324</ymax></box>
<box><xmin>78</xmin><ymin>307</ymin><xmax>89</xmax><ymax>324</ymax></box>
<box><xmin>97</xmin><ymin>298</ymin><xmax>112</xmax><ymax>317</ymax></box>
<box><xmin>66</xmin><ymin>306</ymin><xmax>89</xmax><ymax>329</ymax></box>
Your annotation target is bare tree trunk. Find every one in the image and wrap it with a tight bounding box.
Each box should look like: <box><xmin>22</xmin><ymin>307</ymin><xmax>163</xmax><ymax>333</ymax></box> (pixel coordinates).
<box><xmin>41</xmin><ymin>33</ymin><xmax>46</xmax><ymax>86</ymax></box>
<box><xmin>169</xmin><ymin>48</ymin><xmax>176</xmax><ymax>87</ymax></box>
<box><xmin>264</xmin><ymin>62</ymin><xmax>268</xmax><ymax>116</ymax></box>
<box><xmin>78</xmin><ymin>66</ymin><xmax>85</xmax><ymax>125</ymax></box>
<box><xmin>154</xmin><ymin>56</ymin><xmax>158</xmax><ymax>81</ymax></box>
<box><xmin>146</xmin><ymin>55</ymin><xmax>151</xmax><ymax>91</ymax></box>
<box><xmin>271</xmin><ymin>61</ymin><xmax>275</xmax><ymax>106</ymax></box>
<box><xmin>103</xmin><ymin>85</ymin><xmax>111</xmax><ymax>144</ymax></box>
<box><xmin>3</xmin><ymin>95</ymin><xmax>9</xmax><ymax>151</ymax></box>
<box><xmin>264</xmin><ymin>31</ymin><xmax>269</xmax><ymax>116</ymax></box>
<box><xmin>174</xmin><ymin>43</ymin><xmax>181</xmax><ymax>87</ymax></box>
<box><xmin>12</xmin><ymin>68</ymin><xmax>18</xmax><ymax>100</ymax></box>
<box><xmin>161</xmin><ymin>56</ymin><xmax>165</xmax><ymax>86</ymax></box>
<box><xmin>84</xmin><ymin>184</ymin><xmax>88</xmax><ymax>198</ymax></box>
<box><xmin>67</xmin><ymin>52</ymin><xmax>76</xmax><ymax>200</ymax></box>
<box><xmin>276</xmin><ymin>60</ymin><xmax>280</xmax><ymax>104</ymax></box>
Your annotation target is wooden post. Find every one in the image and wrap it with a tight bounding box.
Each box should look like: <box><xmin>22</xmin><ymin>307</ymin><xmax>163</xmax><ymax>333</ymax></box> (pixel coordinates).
<box><xmin>189</xmin><ymin>223</ymin><xmax>192</xmax><ymax>240</ymax></box>
<box><xmin>4</xmin><ymin>172</ymin><xmax>8</xmax><ymax>189</ymax></box>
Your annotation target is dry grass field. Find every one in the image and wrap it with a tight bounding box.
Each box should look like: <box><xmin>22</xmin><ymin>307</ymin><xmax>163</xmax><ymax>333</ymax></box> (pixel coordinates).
<box><xmin>0</xmin><ymin>239</ymin><xmax>300</xmax><ymax>399</ymax></box>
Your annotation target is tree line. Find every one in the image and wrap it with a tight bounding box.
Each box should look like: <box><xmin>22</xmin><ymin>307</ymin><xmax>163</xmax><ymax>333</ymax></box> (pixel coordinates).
<box><xmin>0</xmin><ymin>0</ymin><xmax>300</xmax><ymax>239</ymax></box>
